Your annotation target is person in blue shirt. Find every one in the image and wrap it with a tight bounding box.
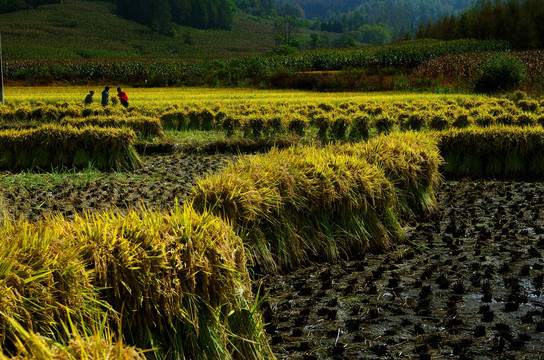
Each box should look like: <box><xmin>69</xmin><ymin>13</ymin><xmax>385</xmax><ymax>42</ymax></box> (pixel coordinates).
<box><xmin>101</xmin><ymin>86</ymin><xmax>110</xmax><ymax>106</ymax></box>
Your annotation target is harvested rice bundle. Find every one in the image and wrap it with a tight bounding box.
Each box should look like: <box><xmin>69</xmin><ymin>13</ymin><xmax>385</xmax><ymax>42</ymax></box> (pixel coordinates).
<box><xmin>63</xmin><ymin>115</ymin><xmax>163</xmax><ymax>138</ymax></box>
<box><xmin>0</xmin><ymin>220</ymin><xmax>106</xmax><ymax>352</ymax></box>
<box><xmin>2</xmin><ymin>313</ymin><xmax>145</xmax><ymax>360</ymax></box>
<box><xmin>336</xmin><ymin>131</ymin><xmax>443</xmax><ymax>216</ymax></box>
<box><xmin>0</xmin><ymin>125</ymin><xmax>141</xmax><ymax>171</ymax></box>
<box><xmin>192</xmin><ymin>144</ymin><xmax>402</xmax><ymax>273</ymax></box>
<box><xmin>66</xmin><ymin>204</ymin><xmax>272</xmax><ymax>360</ymax></box>
<box><xmin>438</xmin><ymin>126</ymin><xmax>544</xmax><ymax>178</ymax></box>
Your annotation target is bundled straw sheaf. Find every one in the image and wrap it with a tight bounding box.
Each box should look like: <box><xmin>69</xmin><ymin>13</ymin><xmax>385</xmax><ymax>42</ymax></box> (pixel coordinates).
<box><xmin>0</xmin><ymin>205</ymin><xmax>274</xmax><ymax>360</ymax></box>
<box><xmin>160</xmin><ymin>108</ymin><xmax>216</xmax><ymax>131</ymax></box>
<box><xmin>1</xmin><ymin>312</ymin><xmax>145</xmax><ymax>360</ymax></box>
<box><xmin>191</xmin><ymin>142</ymin><xmax>413</xmax><ymax>273</ymax></box>
<box><xmin>334</xmin><ymin>132</ymin><xmax>443</xmax><ymax>215</ymax></box>
<box><xmin>62</xmin><ymin>116</ymin><xmax>164</xmax><ymax>138</ymax></box>
<box><xmin>0</xmin><ymin>125</ymin><xmax>141</xmax><ymax>171</ymax></box>
<box><xmin>64</xmin><ymin>203</ymin><xmax>273</xmax><ymax>360</ymax></box>
<box><xmin>0</xmin><ymin>219</ymin><xmax>107</xmax><ymax>350</ymax></box>
<box><xmin>437</xmin><ymin>126</ymin><xmax>544</xmax><ymax>178</ymax></box>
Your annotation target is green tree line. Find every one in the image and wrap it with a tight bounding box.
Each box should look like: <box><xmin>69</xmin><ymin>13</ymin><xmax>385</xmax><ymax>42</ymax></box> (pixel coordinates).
<box><xmin>417</xmin><ymin>0</ymin><xmax>544</xmax><ymax>49</ymax></box>
<box><xmin>0</xmin><ymin>0</ymin><xmax>238</xmax><ymax>31</ymax></box>
<box><xmin>0</xmin><ymin>0</ymin><xmax>60</xmax><ymax>13</ymax></box>
<box><xmin>234</xmin><ymin>0</ymin><xmax>275</xmax><ymax>16</ymax></box>
<box><xmin>306</xmin><ymin>0</ymin><xmax>471</xmax><ymax>44</ymax></box>
<box><xmin>114</xmin><ymin>0</ymin><xmax>234</xmax><ymax>31</ymax></box>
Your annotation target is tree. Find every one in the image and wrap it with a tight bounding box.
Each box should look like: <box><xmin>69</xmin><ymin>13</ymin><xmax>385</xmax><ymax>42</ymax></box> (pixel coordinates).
<box><xmin>150</xmin><ymin>0</ymin><xmax>172</xmax><ymax>33</ymax></box>
<box><xmin>344</xmin><ymin>37</ymin><xmax>357</xmax><ymax>47</ymax></box>
<box><xmin>418</xmin><ymin>0</ymin><xmax>543</xmax><ymax>49</ymax></box>
<box><xmin>309</xmin><ymin>33</ymin><xmax>320</xmax><ymax>49</ymax></box>
<box><xmin>274</xmin><ymin>15</ymin><xmax>300</xmax><ymax>46</ymax></box>
<box><xmin>170</xmin><ymin>0</ymin><xmax>191</xmax><ymax>24</ymax></box>
<box><xmin>356</xmin><ymin>23</ymin><xmax>392</xmax><ymax>45</ymax></box>
<box><xmin>112</xmin><ymin>0</ymin><xmax>234</xmax><ymax>30</ymax></box>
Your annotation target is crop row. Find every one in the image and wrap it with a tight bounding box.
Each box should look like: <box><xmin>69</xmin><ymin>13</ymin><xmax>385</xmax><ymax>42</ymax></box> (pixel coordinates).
<box><xmin>438</xmin><ymin>126</ymin><xmax>544</xmax><ymax>178</ymax></box>
<box><xmin>0</xmin><ymin>125</ymin><xmax>141</xmax><ymax>171</ymax></box>
<box><xmin>3</xmin><ymin>125</ymin><xmax>544</xmax><ymax>358</ymax></box>
<box><xmin>4</xmin><ymin>39</ymin><xmax>509</xmax><ymax>85</ymax></box>
<box><xmin>2</xmin><ymin>96</ymin><xmax>544</xmax><ymax>143</ymax></box>
<box><xmin>191</xmin><ymin>131</ymin><xmax>443</xmax><ymax>273</ymax></box>
<box><xmin>0</xmin><ymin>102</ymin><xmax>131</xmax><ymax>123</ymax></box>
<box><xmin>2</xmin><ymin>95</ymin><xmax>542</xmax><ymax>122</ymax></box>
<box><xmin>414</xmin><ymin>50</ymin><xmax>544</xmax><ymax>89</ymax></box>
<box><xmin>159</xmin><ymin>96</ymin><xmax>544</xmax><ymax>140</ymax></box>
<box><xmin>61</xmin><ymin>115</ymin><xmax>163</xmax><ymax>138</ymax></box>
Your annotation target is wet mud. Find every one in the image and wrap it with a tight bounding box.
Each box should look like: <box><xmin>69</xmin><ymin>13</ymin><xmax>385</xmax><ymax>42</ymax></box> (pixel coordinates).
<box><xmin>2</xmin><ymin>157</ymin><xmax>543</xmax><ymax>359</ymax></box>
<box><xmin>260</xmin><ymin>180</ymin><xmax>544</xmax><ymax>359</ymax></box>
<box><xmin>1</xmin><ymin>152</ymin><xmax>234</xmax><ymax>222</ymax></box>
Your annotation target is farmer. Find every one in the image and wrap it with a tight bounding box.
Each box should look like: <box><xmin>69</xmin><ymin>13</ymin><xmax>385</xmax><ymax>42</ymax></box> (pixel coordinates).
<box><xmin>117</xmin><ymin>87</ymin><xmax>129</xmax><ymax>107</ymax></box>
<box><xmin>101</xmin><ymin>86</ymin><xmax>110</xmax><ymax>106</ymax></box>
<box><xmin>84</xmin><ymin>90</ymin><xmax>94</xmax><ymax>105</ymax></box>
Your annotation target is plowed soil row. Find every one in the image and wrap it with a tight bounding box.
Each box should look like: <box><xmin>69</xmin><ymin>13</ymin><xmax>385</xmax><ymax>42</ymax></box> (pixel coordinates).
<box><xmin>259</xmin><ymin>180</ymin><xmax>544</xmax><ymax>359</ymax></box>
<box><xmin>1</xmin><ymin>153</ymin><xmax>233</xmax><ymax>222</ymax></box>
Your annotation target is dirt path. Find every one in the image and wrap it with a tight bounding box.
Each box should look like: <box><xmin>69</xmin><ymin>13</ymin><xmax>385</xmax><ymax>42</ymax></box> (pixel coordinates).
<box><xmin>260</xmin><ymin>180</ymin><xmax>544</xmax><ymax>359</ymax></box>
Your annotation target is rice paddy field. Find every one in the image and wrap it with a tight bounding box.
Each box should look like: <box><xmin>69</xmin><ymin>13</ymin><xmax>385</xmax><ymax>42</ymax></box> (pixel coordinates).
<box><xmin>1</xmin><ymin>87</ymin><xmax>544</xmax><ymax>359</ymax></box>
<box><xmin>5</xmin><ymin>86</ymin><xmax>480</xmax><ymax>106</ymax></box>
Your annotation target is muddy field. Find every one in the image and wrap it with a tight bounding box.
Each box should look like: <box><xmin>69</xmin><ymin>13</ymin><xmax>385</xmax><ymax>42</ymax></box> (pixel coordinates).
<box><xmin>0</xmin><ymin>153</ymin><xmax>233</xmax><ymax>222</ymax></box>
<box><xmin>261</xmin><ymin>180</ymin><xmax>544</xmax><ymax>359</ymax></box>
<box><xmin>1</xmin><ymin>154</ymin><xmax>543</xmax><ymax>359</ymax></box>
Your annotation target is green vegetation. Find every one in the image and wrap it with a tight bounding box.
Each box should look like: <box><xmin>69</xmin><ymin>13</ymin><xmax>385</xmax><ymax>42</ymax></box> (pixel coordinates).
<box><xmin>114</xmin><ymin>0</ymin><xmax>234</xmax><ymax>31</ymax></box>
<box><xmin>0</xmin><ymin>0</ymin><xmax>59</xmax><ymax>13</ymax></box>
<box><xmin>2</xmin><ymin>0</ymin><xmax>541</xmax><ymax>93</ymax></box>
<box><xmin>4</xmin><ymin>39</ymin><xmax>510</xmax><ymax>89</ymax></box>
<box><xmin>0</xmin><ymin>0</ymin><xmax>277</xmax><ymax>61</ymax></box>
<box><xmin>474</xmin><ymin>54</ymin><xmax>526</xmax><ymax>93</ymax></box>
<box><xmin>414</xmin><ymin>50</ymin><xmax>544</xmax><ymax>93</ymax></box>
<box><xmin>418</xmin><ymin>0</ymin><xmax>544</xmax><ymax>50</ymax></box>
<box><xmin>314</xmin><ymin>0</ymin><xmax>471</xmax><ymax>43</ymax></box>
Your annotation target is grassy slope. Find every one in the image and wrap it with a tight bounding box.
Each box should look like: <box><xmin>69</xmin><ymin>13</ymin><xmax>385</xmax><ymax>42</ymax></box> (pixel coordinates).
<box><xmin>0</xmin><ymin>0</ymin><xmax>277</xmax><ymax>61</ymax></box>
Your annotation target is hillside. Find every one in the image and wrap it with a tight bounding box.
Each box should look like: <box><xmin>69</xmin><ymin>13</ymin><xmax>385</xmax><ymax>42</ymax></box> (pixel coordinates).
<box><xmin>289</xmin><ymin>0</ymin><xmax>471</xmax><ymax>20</ymax></box>
<box><xmin>288</xmin><ymin>0</ymin><xmax>473</xmax><ymax>40</ymax></box>
<box><xmin>0</xmin><ymin>0</ymin><xmax>278</xmax><ymax>61</ymax></box>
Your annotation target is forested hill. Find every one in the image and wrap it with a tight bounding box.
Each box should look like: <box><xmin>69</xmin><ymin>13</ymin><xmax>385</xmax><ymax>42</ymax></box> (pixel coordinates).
<box><xmin>286</xmin><ymin>0</ymin><xmax>362</xmax><ymax>18</ymax></box>
<box><xmin>0</xmin><ymin>0</ymin><xmax>237</xmax><ymax>31</ymax></box>
<box><xmin>287</xmin><ymin>0</ymin><xmax>471</xmax><ymax>20</ymax></box>
<box><xmin>417</xmin><ymin>0</ymin><xmax>544</xmax><ymax>49</ymax></box>
<box><xmin>281</xmin><ymin>0</ymin><xmax>473</xmax><ymax>41</ymax></box>
<box><xmin>0</xmin><ymin>0</ymin><xmax>59</xmax><ymax>13</ymax></box>
<box><xmin>0</xmin><ymin>0</ymin><xmax>474</xmax><ymax>32</ymax></box>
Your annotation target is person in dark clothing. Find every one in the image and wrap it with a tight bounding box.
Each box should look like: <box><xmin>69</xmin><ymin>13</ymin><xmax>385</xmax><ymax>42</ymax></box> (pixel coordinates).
<box><xmin>117</xmin><ymin>87</ymin><xmax>129</xmax><ymax>107</ymax></box>
<box><xmin>101</xmin><ymin>86</ymin><xmax>110</xmax><ymax>106</ymax></box>
<box><xmin>84</xmin><ymin>90</ymin><xmax>94</xmax><ymax>105</ymax></box>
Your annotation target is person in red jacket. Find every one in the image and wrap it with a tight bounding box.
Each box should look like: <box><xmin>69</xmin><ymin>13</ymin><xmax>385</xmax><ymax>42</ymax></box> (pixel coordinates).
<box><xmin>117</xmin><ymin>87</ymin><xmax>129</xmax><ymax>107</ymax></box>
